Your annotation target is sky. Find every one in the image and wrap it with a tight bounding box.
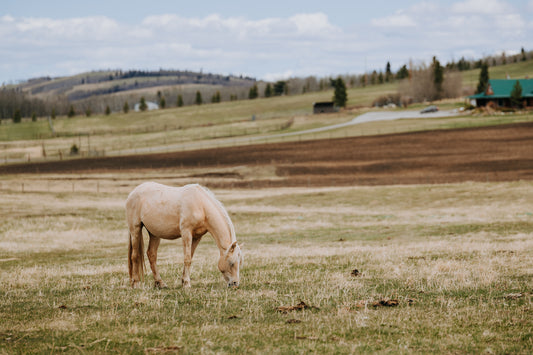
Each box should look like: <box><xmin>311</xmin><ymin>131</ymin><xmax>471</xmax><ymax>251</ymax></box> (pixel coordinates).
<box><xmin>1</xmin><ymin>0</ymin><xmax>532</xmax><ymax>84</ymax></box>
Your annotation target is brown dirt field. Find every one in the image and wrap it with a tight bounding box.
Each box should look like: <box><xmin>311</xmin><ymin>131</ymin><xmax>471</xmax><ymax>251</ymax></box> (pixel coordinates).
<box><xmin>1</xmin><ymin>122</ymin><xmax>533</xmax><ymax>187</ymax></box>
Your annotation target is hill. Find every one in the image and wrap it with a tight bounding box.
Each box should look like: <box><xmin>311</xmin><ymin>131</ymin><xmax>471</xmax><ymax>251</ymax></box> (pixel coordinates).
<box><xmin>17</xmin><ymin>70</ymin><xmax>256</xmax><ymax>102</ymax></box>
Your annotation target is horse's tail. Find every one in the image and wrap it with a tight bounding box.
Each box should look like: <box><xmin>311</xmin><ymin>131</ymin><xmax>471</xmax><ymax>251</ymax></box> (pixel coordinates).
<box><xmin>128</xmin><ymin>232</ymin><xmax>133</xmax><ymax>280</ymax></box>
<box><xmin>128</xmin><ymin>231</ymin><xmax>145</xmax><ymax>283</ymax></box>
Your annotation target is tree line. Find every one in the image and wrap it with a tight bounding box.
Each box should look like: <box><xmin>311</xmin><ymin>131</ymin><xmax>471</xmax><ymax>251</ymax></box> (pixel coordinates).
<box><xmin>1</xmin><ymin>47</ymin><xmax>531</xmax><ymax>121</ymax></box>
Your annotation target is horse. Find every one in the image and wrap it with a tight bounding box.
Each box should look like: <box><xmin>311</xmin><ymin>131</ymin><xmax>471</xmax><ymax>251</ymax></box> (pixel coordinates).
<box><xmin>126</xmin><ymin>182</ymin><xmax>243</xmax><ymax>288</ymax></box>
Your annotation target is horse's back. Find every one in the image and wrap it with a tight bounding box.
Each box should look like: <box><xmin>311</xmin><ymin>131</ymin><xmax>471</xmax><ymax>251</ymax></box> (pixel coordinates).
<box><xmin>126</xmin><ymin>182</ymin><xmax>206</xmax><ymax>239</ymax></box>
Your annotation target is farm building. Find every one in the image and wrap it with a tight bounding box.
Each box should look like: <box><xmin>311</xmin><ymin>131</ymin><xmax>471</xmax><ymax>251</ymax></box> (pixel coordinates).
<box><xmin>134</xmin><ymin>101</ymin><xmax>159</xmax><ymax>112</ymax></box>
<box><xmin>469</xmin><ymin>79</ymin><xmax>533</xmax><ymax>108</ymax></box>
<box><xmin>313</xmin><ymin>101</ymin><xmax>336</xmax><ymax>114</ymax></box>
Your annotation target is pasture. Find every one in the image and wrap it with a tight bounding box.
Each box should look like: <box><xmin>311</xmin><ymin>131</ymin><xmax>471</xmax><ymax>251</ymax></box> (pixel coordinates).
<box><xmin>1</xmin><ymin>170</ymin><xmax>532</xmax><ymax>353</ymax></box>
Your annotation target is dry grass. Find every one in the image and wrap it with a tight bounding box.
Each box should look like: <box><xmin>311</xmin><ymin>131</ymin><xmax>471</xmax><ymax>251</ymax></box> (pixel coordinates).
<box><xmin>0</xmin><ymin>175</ymin><xmax>532</xmax><ymax>353</ymax></box>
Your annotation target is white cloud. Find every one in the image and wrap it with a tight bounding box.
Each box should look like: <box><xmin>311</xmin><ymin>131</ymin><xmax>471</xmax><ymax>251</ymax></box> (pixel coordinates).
<box><xmin>0</xmin><ymin>3</ymin><xmax>530</xmax><ymax>84</ymax></box>
<box><xmin>142</xmin><ymin>12</ymin><xmax>339</xmax><ymax>40</ymax></box>
<box><xmin>370</xmin><ymin>12</ymin><xmax>416</xmax><ymax>28</ymax></box>
<box><xmin>14</xmin><ymin>16</ymin><xmax>120</xmax><ymax>40</ymax></box>
<box><xmin>288</xmin><ymin>13</ymin><xmax>340</xmax><ymax>36</ymax></box>
<box><xmin>451</xmin><ymin>0</ymin><xmax>507</xmax><ymax>14</ymax></box>
<box><xmin>263</xmin><ymin>70</ymin><xmax>295</xmax><ymax>82</ymax></box>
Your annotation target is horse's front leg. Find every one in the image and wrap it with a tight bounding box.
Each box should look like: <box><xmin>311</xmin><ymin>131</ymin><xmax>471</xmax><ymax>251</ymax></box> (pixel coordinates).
<box><xmin>181</xmin><ymin>230</ymin><xmax>193</xmax><ymax>287</ymax></box>
<box><xmin>147</xmin><ymin>233</ymin><xmax>167</xmax><ymax>289</ymax></box>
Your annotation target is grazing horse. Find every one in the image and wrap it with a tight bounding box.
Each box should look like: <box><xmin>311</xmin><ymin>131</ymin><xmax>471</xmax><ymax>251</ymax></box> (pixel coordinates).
<box><xmin>126</xmin><ymin>182</ymin><xmax>243</xmax><ymax>288</ymax></box>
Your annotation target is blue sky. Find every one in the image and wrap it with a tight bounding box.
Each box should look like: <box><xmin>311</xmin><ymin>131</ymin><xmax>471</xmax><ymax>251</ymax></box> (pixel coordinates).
<box><xmin>1</xmin><ymin>0</ymin><xmax>532</xmax><ymax>84</ymax></box>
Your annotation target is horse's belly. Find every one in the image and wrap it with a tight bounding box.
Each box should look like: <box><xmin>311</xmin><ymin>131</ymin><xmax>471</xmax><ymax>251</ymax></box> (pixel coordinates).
<box><xmin>141</xmin><ymin>211</ymin><xmax>181</xmax><ymax>239</ymax></box>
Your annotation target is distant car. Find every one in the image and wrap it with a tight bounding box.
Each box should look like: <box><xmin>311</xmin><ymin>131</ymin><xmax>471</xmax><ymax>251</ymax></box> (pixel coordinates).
<box><xmin>420</xmin><ymin>105</ymin><xmax>438</xmax><ymax>113</ymax></box>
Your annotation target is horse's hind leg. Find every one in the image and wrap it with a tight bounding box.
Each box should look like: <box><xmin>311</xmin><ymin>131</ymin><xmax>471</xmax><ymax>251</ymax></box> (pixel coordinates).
<box><xmin>129</xmin><ymin>225</ymin><xmax>145</xmax><ymax>288</ymax></box>
<box><xmin>181</xmin><ymin>229</ymin><xmax>193</xmax><ymax>288</ymax></box>
<box><xmin>147</xmin><ymin>233</ymin><xmax>167</xmax><ymax>289</ymax></box>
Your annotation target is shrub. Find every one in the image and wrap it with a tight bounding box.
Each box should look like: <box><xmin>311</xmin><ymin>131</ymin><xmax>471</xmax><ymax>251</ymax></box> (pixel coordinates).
<box><xmin>372</xmin><ymin>94</ymin><xmax>402</xmax><ymax>107</ymax></box>
<box><xmin>70</xmin><ymin>144</ymin><xmax>79</xmax><ymax>155</ymax></box>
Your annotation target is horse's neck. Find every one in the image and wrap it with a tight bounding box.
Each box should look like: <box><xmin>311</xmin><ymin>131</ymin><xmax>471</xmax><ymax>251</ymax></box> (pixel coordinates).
<box><xmin>201</xmin><ymin>191</ymin><xmax>235</xmax><ymax>253</ymax></box>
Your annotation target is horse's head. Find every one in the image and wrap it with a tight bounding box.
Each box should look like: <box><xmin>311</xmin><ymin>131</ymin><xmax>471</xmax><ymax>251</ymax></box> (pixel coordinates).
<box><xmin>218</xmin><ymin>242</ymin><xmax>243</xmax><ymax>287</ymax></box>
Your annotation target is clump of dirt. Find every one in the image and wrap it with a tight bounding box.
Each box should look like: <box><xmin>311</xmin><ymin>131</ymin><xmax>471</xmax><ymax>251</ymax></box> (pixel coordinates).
<box><xmin>276</xmin><ymin>301</ymin><xmax>319</xmax><ymax>313</ymax></box>
<box><xmin>372</xmin><ymin>299</ymin><xmax>399</xmax><ymax>307</ymax></box>
<box><xmin>286</xmin><ymin>319</ymin><xmax>302</xmax><ymax>324</ymax></box>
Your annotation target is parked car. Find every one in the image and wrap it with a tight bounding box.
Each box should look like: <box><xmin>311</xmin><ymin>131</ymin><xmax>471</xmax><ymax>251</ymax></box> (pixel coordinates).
<box><xmin>420</xmin><ymin>105</ymin><xmax>439</xmax><ymax>113</ymax></box>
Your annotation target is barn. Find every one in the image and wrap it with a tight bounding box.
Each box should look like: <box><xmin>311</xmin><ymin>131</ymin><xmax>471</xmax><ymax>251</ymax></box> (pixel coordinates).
<box><xmin>313</xmin><ymin>101</ymin><xmax>336</xmax><ymax>114</ymax></box>
<box><xmin>469</xmin><ymin>79</ymin><xmax>533</xmax><ymax>108</ymax></box>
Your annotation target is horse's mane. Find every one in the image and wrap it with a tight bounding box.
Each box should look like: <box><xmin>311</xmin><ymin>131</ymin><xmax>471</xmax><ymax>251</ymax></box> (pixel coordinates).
<box><xmin>197</xmin><ymin>185</ymin><xmax>236</xmax><ymax>242</ymax></box>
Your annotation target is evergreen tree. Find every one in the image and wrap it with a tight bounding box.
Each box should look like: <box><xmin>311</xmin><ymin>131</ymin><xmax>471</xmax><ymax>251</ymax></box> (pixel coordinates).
<box><xmin>385</xmin><ymin>62</ymin><xmax>392</xmax><ymax>82</ymax></box>
<box><xmin>139</xmin><ymin>97</ymin><xmax>147</xmax><ymax>111</ymax></box>
<box><xmin>195</xmin><ymin>91</ymin><xmax>203</xmax><ymax>105</ymax></box>
<box><xmin>457</xmin><ymin>57</ymin><xmax>471</xmax><ymax>71</ymax></box>
<box><xmin>521</xmin><ymin>47</ymin><xmax>527</xmax><ymax>61</ymax></box>
<box><xmin>85</xmin><ymin>108</ymin><xmax>92</xmax><ymax>117</ymax></box>
<box><xmin>123</xmin><ymin>101</ymin><xmax>129</xmax><ymax>114</ymax></box>
<box><xmin>105</xmin><ymin>105</ymin><xmax>111</xmax><ymax>115</ymax></box>
<box><xmin>31</xmin><ymin>112</ymin><xmax>37</xmax><ymax>122</ymax></box>
<box><xmin>332</xmin><ymin>76</ymin><xmax>347</xmax><ymax>108</ymax></box>
<box><xmin>432</xmin><ymin>56</ymin><xmax>444</xmax><ymax>98</ymax></box>
<box><xmin>249</xmin><ymin>84</ymin><xmax>258</xmax><ymax>99</ymax></box>
<box><xmin>211</xmin><ymin>91</ymin><xmax>221</xmax><ymax>103</ymax></box>
<box><xmin>396</xmin><ymin>65</ymin><xmax>409</xmax><ymax>80</ymax></box>
<box><xmin>511</xmin><ymin>80</ymin><xmax>523</xmax><ymax>108</ymax></box>
<box><xmin>476</xmin><ymin>62</ymin><xmax>489</xmax><ymax>94</ymax></box>
<box><xmin>370</xmin><ymin>71</ymin><xmax>377</xmax><ymax>85</ymax></box>
<box><xmin>13</xmin><ymin>109</ymin><xmax>21</xmax><ymax>123</ymax></box>
<box><xmin>273</xmin><ymin>81</ymin><xmax>287</xmax><ymax>96</ymax></box>
<box><xmin>177</xmin><ymin>95</ymin><xmax>184</xmax><ymax>107</ymax></box>
<box><xmin>159</xmin><ymin>97</ymin><xmax>166</xmax><ymax>109</ymax></box>
<box><xmin>68</xmin><ymin>105</ymin><xmax>76</xmax><ymax>118</ymax></box>
<box><xmin>51</xmin><ymin>108</ymin><xmax>56</xmax><ymax>119</ymax></box>
<box><xmin>264</xmin><ymin>83</ymin><xmax>272</xmax><ymax>97</ymax></box>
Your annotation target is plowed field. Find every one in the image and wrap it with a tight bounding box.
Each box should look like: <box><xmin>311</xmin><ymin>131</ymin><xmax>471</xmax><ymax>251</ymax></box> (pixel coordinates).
<box><xmin>1</xmin><ymin>122</ymin><xmax>532</xmax><ymax>187</ymax></box>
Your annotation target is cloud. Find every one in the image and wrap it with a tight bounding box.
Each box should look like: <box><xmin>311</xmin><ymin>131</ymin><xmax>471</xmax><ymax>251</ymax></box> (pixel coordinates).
<box><xmin>288</xmin><ymin>13</ymin><xmax>341</xmax><ymax>36</ymax></box>
<box><xmin>0</xmin><ymin>3</ymin><xmax>530</xmax><ymax>84</ymax></box>
<box><xmin>15</xmin><ymin>16</ymin><xmax>120</xmax><ymax>40</ymax></box>
<box><xmin>370</xmin><ymin>11</ymin><xmax>416</xmax><ymax>28</ymax></box>
<box><xmin>263</xmin><ymin>70</ymin><xmax>295</xmax><ymax>82</ymax></box>
<box><xmin>451</xmin><ymin>0</ymin><xmax>507</xmax><ymax>15</ymax></box>
<box><xmin>142</xmin><ymin>12</ymin><xmax>339</xmax><ymax>41</ymax></box>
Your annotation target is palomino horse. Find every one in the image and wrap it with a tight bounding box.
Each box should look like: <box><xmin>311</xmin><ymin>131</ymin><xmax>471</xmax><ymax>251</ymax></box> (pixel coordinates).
<box><xmin>126</xmin><ymin>182</ymin><xmax>243</xmax><ymax>288</ymax></box>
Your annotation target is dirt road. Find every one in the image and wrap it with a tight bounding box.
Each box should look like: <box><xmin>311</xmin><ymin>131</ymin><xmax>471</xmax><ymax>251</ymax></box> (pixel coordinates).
<box><xmin>1</xmin><ymin>122</ymin><xmax>532</xmax><ymax>187</ymax></box>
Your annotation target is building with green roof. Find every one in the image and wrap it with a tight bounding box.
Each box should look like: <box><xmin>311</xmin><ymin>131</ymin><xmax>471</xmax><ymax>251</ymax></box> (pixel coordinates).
<box><xmin>469</xmin><ymin>79</ymin><xmax>533</xmax><ymax>108</ymax></box>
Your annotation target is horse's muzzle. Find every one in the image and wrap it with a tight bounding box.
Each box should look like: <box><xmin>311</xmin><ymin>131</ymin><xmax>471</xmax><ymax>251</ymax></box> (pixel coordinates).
<box><xmin>228</xmin><ymin>281</ymin><xmax>239</xmax><ymax>288</ymax></box>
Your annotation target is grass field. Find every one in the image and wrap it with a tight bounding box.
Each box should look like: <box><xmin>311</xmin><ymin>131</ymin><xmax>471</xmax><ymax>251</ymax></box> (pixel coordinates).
<box><xmin>1</xmin><ymin>173</ymin><xmax>532</xmax><ymax>354</ymax></box>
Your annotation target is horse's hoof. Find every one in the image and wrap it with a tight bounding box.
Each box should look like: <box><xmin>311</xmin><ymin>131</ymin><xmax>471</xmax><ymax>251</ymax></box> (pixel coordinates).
<box><xmin>131</xmin><ymin>280</ymin><xmax>141</xmax><ymax>289</ymax></box>
<box><xmin>155</xmin><ymin>280</ymin><xmax>168</xmax><ymax>289</ymax></box>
